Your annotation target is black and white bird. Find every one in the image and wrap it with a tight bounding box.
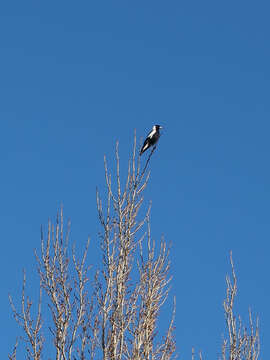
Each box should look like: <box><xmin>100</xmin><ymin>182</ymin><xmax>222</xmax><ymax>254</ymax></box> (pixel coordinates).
<box><xmin>140</xmin><ymin>125</ymin><xmax>162</xmax><ymax>155</ymax></box>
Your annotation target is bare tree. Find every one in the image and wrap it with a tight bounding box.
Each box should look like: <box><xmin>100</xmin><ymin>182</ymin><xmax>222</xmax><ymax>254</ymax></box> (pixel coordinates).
<box><xmin>221</xmin><ymin>252</ymin><xmax>260</xmax><ymax>360</ymax></box>
<box><xmin>8</xmin><ymin>134</ymin><xmax>260</xmax><ymax>360</ymax></box>
<box><xmin>9</xmin><ymin>135</ymin><xmax>176</xmax><ymax>360</ymax></box>
<box><xmin>192</xmin><ymin>252</ymin><xmax>260</xmax><ymax>360</ymax></box>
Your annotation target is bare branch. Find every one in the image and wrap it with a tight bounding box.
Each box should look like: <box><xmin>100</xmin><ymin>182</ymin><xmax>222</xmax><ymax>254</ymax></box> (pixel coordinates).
<box><xmin>222</xmin><ymin>251</ymin><xmax>260</xmax><ymax>360</ymax></box>
<box><xmin>9</xmin><ymin>271</ymin><xmax>44</xmax><ymax>360</ymax></box>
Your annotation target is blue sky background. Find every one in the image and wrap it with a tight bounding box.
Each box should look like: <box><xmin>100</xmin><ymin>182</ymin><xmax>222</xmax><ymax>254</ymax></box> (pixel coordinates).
<box><xmin>1</xmin><ymin>0</ymin><xmax>269</xmax><ymax>358</ymax></box>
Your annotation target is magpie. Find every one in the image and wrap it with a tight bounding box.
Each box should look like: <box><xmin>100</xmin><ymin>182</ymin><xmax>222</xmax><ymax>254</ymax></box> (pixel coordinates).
<box><xmin>140</xmin><ymin>125</ymin><xmax>162</xmax><ymax>155</ymax></box>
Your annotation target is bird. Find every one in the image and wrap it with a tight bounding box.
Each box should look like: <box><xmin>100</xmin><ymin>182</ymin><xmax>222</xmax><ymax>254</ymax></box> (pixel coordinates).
<box><xmin>140</xmin><ymin>125</ymin><xmax>162</xmax><ymax>155</ymax></box>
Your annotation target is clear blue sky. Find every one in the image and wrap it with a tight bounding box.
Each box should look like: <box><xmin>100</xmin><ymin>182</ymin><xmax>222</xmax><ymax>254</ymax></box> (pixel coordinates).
<box><xmin>1</xmin><ymin>1</ymin><xmax>269</xmax><ymax>358</ymax></box>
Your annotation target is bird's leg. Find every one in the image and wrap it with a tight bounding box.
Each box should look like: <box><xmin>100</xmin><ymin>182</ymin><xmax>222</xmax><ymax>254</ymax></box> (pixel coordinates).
<box><xmin>138</xmin><ymin>146</ymin><xmax>156</xmax><ymax>183</ymax></box>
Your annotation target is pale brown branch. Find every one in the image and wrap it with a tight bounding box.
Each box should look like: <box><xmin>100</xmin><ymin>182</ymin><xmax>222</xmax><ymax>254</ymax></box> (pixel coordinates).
<box><xmin>222</xmin><ymin>251</ymin><xmax>260</xmax><ymax>360</ymax></box>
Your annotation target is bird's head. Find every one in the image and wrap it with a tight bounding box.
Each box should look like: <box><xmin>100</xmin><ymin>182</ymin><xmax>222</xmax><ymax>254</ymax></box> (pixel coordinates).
<box><xmin>154</xmin><ymin>125</ymin><xmax>162</xmax><ymax>131</ymax></box>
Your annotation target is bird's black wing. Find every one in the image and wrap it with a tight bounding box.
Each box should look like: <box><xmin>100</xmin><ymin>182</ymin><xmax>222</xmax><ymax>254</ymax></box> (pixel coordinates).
<box><xmin>140</xmin><ymin>137</ymin><xmax>150</xmax><ymax>155</ymax></box>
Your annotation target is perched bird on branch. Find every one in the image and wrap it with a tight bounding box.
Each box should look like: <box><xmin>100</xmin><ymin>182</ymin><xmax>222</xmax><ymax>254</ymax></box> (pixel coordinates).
<box><xmin>140</xmin><ymin>125</ymin><xmax>162</xmax><ymax>155</ymax></box>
